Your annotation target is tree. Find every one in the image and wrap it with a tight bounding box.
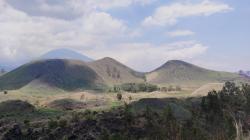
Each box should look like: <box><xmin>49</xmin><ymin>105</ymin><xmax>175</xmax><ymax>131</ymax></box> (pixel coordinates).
<box><xmin>201</xmin><ymin>82</ymin><xmax>247</xmax><ymax>138</ymax></box>
<box><xmin>117</xmin><ymin>93</ymin><xmax>122</xmax><ymax>101</ymax></box>
<box><xmin>4</xmin><ymin>91</ymin><xmax>8</xmax><ymax>94</ymax></box>
<box><xmin>242</xmin><ymin>84</ymin><xmax>250</xmax><ymax>112</ymax></box>
<box><xmin>128</xmin><ymin>96</ymin><xmax>132</xmax><ymax>101</ymax></box>
<box><xmin>168</xmin><ymin>85</ymin><xmax>174</xmax><ymax>92</ymax></box>
<box><xmin>161</xmin><ymin>87</ymin><xmax>168</xmax><ymax>92</ymax></box>
<box><xmin>176</xmin><ymin>86</ymin><xmax>182</xmax><ymax>91</ymax></box>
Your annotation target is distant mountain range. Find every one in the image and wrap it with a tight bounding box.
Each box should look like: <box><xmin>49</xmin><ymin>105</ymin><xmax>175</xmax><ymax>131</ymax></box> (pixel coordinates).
<box><xmin>239</xmin><ymin>70</ymin><xmax>250</xmax><ymax>77</ymax></box>
<box><xmin>0</xmin><ymin>49</ymin><xmax>93</xmax><ymax>72</ymax></box>
<box><xmin>0</xmin><ymin>58</ymin><xmax>249</xmax><ymax>91</ymax></box>
<box><xmin>40</xmin><ymin>49</ymin><xmax>93</xmax><ymax>62</ymax></box>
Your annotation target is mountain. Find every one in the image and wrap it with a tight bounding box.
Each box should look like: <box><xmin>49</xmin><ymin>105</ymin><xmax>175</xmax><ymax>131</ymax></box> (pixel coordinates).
<box><xmin>87</xmin><ymin>57</ymin><xmax>145</xmax><ymax>85</ymax></box>
<box><xmin>239</xmin><ymin>70</ymin><xmax>250</xmax><ymax>77</ymax></box>
<box><xmin>0</xmin><ymin>67</ymin><xmax>6</xmax><ymax>76</ymax></box>
<box><xmin>0</xmin><ymin>65</ymin><xmax>16</xmax><ymax>72</ymax></box>
<box><xmin>0</xmin><ymin>58</ymin><xmax>248</xmax><ymax>91</ymax></box>
<box><xmin>0</xmin><ymin>59</ymin><xmax>105</xmax><ymax>91</ymax></box>
<box><xmin>146</xmin><ymin>60</ymin><xmax>248</xmax><ymax>86</ymax></box>
<box><xmin>0</xmin><ymin>57</ymin><xmax>145</xmax><ymax>91</ymax></box>
<box><xmin>40</xmin><ymin>49</ymin><xmax>93</xmax><ymax>62</ymax></box>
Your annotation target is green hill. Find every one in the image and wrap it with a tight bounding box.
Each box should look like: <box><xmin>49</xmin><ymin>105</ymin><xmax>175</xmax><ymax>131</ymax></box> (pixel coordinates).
<box><xmin>146</xmin><ymin>60</ymin><xmax>249</xmax><ymax>86</ymax></box>
<box><xmin>0</xmin><ymin>59</ymin><xmax>105</xmax><ymax>91</ymax></box>
<box><xmin>0</xmin><ymin>59</ymin><xmax>248</xmax><ymax>92</ymax></box>
<box><xmin>87</xmin><ymin>57</ymin><xmax>145</xmax><ymax>85</ymax></box>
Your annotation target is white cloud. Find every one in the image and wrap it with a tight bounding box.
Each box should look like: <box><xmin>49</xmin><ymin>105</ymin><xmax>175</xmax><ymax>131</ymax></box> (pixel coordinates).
<box><xmin>38</xmin><ymin>1</ymin><xmax>65</xmax><ymax>13</ymax></box>
<box><xmin>0</xmin><ymin>0</ymin><xmax>127</xmax><ymax>64</ymax></box>
<box><xmin>143</xmin><ymin>0</ymin><xmax>233</xmax><ymax>26</ymax></box>
<box><xmin>167</xmin><ymin>30</ymin><xmax>195</xmax><ymax>37</ymax></box>
<box><xmin>64</xmin><ymin>0</ymin><xmax>155</xmax><ymax>16</ymax></box>
<box><xmin>0</xmin><ymin>0</ymin><xmax>209</xmax><ymax>72</ymax></box>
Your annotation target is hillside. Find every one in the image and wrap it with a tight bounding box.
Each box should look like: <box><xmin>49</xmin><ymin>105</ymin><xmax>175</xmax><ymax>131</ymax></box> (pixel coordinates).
<box><xmin>146</xmin><ymin>60</ymin><xmax>248</xmax><ymax>86</ymax></box>
<box><xmin>0</xmin><ymin>58</ymin><xmax>249</xmax><ymax>91</ymax></box>
<box><xmin>0</xmin><ymin>59</ymin><xmax>105</xmax><ymax>91</ymax></box>
<box><xmin>40</xmin><ymin>49</ymin><xmax>93</xmax><ymax>62</ymax></box>
<box><xmin>87</xmin><ymin>57</ymin><xmax>145</xmax><ymax>85</ymax></box>
<box><xmin>191</xmin><ymin>83</ymin><xmax>224</xmax><ymax>97</ymax></box>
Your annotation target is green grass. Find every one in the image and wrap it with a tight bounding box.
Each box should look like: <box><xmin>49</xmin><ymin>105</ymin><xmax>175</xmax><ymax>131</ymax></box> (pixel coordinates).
<box><xmin>146</xmin><ymin>60</ymin><xmax>248</xmax><ymax>86</ymax></box>
<box><xmin>0</xmin><ymin>59</ymin><xmax>105</xmax><ymax>91</ymax></box>
<box><xmin>131</xmin><ymin>98</ymin><xmax>193</xmax><ymax>121</ymax></box>
<box><xmin>110</xmin><ymin>101</ymin><xmax>123</xmax><ymax>108</ymax></box>
<box><xmin>0</xmin><ymin>107</ymin><xmax>66</xmax><ymax>122</ymax></box>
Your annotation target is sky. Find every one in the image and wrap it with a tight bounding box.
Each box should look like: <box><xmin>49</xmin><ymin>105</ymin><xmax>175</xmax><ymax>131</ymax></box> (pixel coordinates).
<box><xmin>0</xmin><ymin>0</ymin><xmax>249</xmax><ymax>72</ymax></box>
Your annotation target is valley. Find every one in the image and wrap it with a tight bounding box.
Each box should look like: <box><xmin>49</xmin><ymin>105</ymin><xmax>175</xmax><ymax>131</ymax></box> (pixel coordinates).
<box><xmin>0</xmin><ymin>57</ymin><xmax>249</xmax><ymax>140</ymax></box>
<box><xmin>1</xmin><ymin>0</ymin><xmax>249</xmax><ymax>139</ymax></box>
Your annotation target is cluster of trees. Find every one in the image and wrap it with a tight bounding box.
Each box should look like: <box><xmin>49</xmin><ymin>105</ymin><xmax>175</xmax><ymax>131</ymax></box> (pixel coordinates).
<box><xmin>3</xmin><ymin>81</ymin><xmax>250</xmax><ymax>140</ymax></box>
<box><xmin>160</xmin><ymin>85</ymin><xmax>182</xmax><ymax>92</ymax></box>
<box><xmin>201</xmin><ymin>82</ymin><xmax>249</xmax><ymax>115</ymax></box>
<box><xmin>108</xmin><ymin>83</ymin><xmax>158</xmax><ymax>93</ymax></box>
<box><xmin>201</xmin><ymin>82</ymin><xmax>250</xmax><ymax>139</ymax></box>
<box><xmin>2</xmin><ymin>103</ymin><xmax>206</xmax><ymax>140</ymax></box>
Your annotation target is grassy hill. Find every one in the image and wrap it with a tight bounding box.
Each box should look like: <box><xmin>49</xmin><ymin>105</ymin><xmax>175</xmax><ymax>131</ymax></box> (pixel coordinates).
<box><xmin>87</xmin><ymin>57</ymin><xmax>145</xmax><ymax>85</ymax></box>
<box><xmin>146</xmin><ymin>60</ymin><xmax>249</xmax><ymax>86</ymax></box>
<box><xmin>0</xmin><ymin>58</ymin><xmax>248</xmax><ymax>92</ymax></box>
<box><xmin>0</xmin><ymin>59</ymin><xmax>105</xmax><ymax>91</ymax></box>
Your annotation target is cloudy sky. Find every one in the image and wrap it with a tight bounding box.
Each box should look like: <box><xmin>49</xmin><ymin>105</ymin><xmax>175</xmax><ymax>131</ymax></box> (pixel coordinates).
<box><xmin>0</xmin><ymin>0</ymin><xmax>249</xmax><ymax>72</ymax></box>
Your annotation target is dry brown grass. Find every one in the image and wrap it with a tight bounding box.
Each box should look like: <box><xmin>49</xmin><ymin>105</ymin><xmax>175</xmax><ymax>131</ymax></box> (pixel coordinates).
<box><xmin>191</xmin><ymin>83</ymin><xmax>224</xmax><ymax>97</ymax></box>
<box><xmin>0</xmin><ymin>83</ymin><xmax>221</xmax><ymax>110</ymax></box>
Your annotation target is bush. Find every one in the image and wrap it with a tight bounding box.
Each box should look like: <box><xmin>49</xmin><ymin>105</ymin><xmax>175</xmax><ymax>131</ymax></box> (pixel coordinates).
<box><xmin>119</xmin><ymin>83</ymin><xmax>158</xmax><ymax>93</ymax></box>
<box><xmin>117</xmin><ymin>93</ymin><xmax>122</xmax><ymax>101</ymax></box>
<box><xmin>168</xmin><ymin>85</ymin><xmax>174</xmax><ymax>92</ymax></box>
<box><xmin>176</xmin><ymin>86</ymin><xmax>182</xmax><ymax>91</ymax></box>
<box><xmin>128</xmin><ymin>96</ymin><xmax>132</xmax><ymax>101</ymax></box>
<box><xmin>83</xmin><ymin>109</ymin><xmax>96</xmax><ymax>120</ymax></box>
<box><xmin>4</xmin><ymin>91</ymin><xmax>8</xmax><ymax>94</ymax></box>
<box><xmin>58</xmin><ymin>119</ymin><xmax>67</xmax><ymax>128</ymax></box>
<box><xmin>24</xmin><ymin>119</ymin><xmax>30</xmax><ymax>127</ymax></box>
<box><xmin>161</xmin><ymin>87</ymin><xmax>168</xmax><ymax>92</ymax></box>
<box><xmin>71</xmin><ymin>112</ymin><xmax>84</xmax><ymax>123</ymax></box>
<box><xmin>108</xmin><ymin>85</ymin><xmax>121</xmax><ymax>93</ymax></box>
<box><xmin>48</xmin><ymin>119</ymin><xmax>58</xmax><ymax>129</ymax></box>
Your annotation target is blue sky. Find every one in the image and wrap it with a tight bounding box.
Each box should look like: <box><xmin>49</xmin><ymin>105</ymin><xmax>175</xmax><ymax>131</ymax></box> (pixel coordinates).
<box><xmin>0</xmin><ymin>0</ymin><xmax>249</xmax><ymax>72</ymax></box>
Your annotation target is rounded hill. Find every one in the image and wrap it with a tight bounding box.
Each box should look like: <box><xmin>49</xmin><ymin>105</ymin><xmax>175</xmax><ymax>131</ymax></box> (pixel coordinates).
<box><xmin>0</xmin><ymin>59</ymin><xmax>105</xmax><ymax>91</ymax></box>
<box><xmin>146</xmin><ymin>60</ymin><xmax>244</xmax><ymax>86</ymax></box>
<box><xmin>87</xmin><ymin>57</ymin><xmax>145</xmax><ymax>85</ymax></box>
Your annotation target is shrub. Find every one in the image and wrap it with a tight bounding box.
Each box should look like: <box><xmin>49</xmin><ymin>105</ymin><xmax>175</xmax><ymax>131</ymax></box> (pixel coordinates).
<box><xmin>48</xmin><ymin>119</ymin><xmax>58</xmax><ymax>129</ymax></box>
<box><xmin>58</xmin><ymin>119</ymin><xmax>67</xmax><ymax>128</ymax></box>
<box><xmin>168</xmin><ymin>85</ymin><xmax>174</xmax><ymax>92</ymax></box>
<box><xmin>128</xmin><ymin>96</ymin><xmax>132</xmax><ymax>101</ymax></box>
<box><xmin>24</xmin><ymin>119</ymin><xmax>30</xmax><ymax>127</ymax></box>
<box><xmin>3</xmin><ymin>91</ymin><xmax>8</xmax><ymax>94</ymax></box>
<box><xmin>161</xmin><ymin>87</ymin><xmax>168</xmax><ymax>92</ymax></box>
<box><xmin>176</xmin><ymin>86</ymin><xmax>182</xmax><ymax>91</ymax></box>
<box><xmin>84</xmin><ymin>109</ymin><xmax>96</xmax><ymax>120</ymax></box>
<box><xmin>119</xmin><ymin>83</ymin><xmax>158</xmax><ymax>93</ymax></box>
<box><xmin>71</xmin><ymin>112</ymin><xmax>83</xmax><ymax>123</ymax></box>
<box><xmin>117</xmin><ymin>93</ymin><xmax>122</xmax><ymax>101</ymax></box>
<box><xmin>145</xmin><ymin>84</ymin><xmax>158</xmax><ymax>92</ymax></box>
<box><xmin>108</xmin><ymin>85</ymin><xmax>121</xmax><ymax>93</ymax></box>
